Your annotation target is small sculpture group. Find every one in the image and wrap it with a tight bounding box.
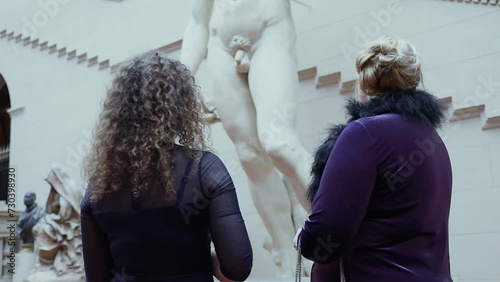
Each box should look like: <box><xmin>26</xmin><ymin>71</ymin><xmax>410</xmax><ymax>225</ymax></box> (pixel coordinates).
<box><xmin>20</xmin><ymin>167</ymin><xmax>85</xmax><ymax>282</ymax></box>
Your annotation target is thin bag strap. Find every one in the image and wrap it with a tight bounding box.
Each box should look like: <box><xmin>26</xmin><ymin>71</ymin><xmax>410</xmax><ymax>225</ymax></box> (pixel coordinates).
<box><xmin>176</xmin><ymin>158</ymin><xmax>194</xmax><ymax>203</ymax></box>
<box><xmin>340</xmin><ymin>256</ymin><xmax>346</xmax><ymax>282</ymax></box>
<box><xmin>295</xmin><ymin>238</ymin><xmax>346</xmax><ymax>282</ymax></box>
<box><xmin>295</xmin><ymin>234</ymin><xmax>302</xmax><ymax>282</ymax></box>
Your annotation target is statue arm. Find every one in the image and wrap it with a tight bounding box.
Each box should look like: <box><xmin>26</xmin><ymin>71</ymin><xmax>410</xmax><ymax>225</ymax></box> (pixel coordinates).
<box><xmin>181</xmin><ymin>0</ymin><xmax>221</xmax><ymax>124</ymax></box>
<box><xmin>180</xmin><ymin>0</ymin><xmax>213</xmax><ymax>74</ymax></box>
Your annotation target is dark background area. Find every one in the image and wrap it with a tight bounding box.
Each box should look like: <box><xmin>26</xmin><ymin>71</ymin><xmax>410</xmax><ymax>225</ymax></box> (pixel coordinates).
<box><xmin>0</xmin><ymin>74</ymin><xmax>11</xmax><ymax>202</ymax></box>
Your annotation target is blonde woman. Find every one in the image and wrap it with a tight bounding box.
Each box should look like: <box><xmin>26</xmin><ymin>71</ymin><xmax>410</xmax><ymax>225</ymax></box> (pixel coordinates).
<box><xmin>296</xmin><ymin>36</ymin><xmax>453</xmax><ymax>282</ymax></box>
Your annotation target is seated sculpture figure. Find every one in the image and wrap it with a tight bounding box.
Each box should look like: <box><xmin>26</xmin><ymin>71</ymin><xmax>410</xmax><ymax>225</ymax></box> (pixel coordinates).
<box><xmin>17</xmin><ymin>192</ymin><xmax>45</xmax><ymax>250</ymax></box>
<box><xmin>26</xmin><ymin>166</ymin><xmax>85</xmax><ymax>282</ymax></box>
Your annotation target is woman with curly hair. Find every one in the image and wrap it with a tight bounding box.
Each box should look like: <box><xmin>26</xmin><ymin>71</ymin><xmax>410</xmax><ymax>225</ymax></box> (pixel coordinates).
<box><xmin>80</xmin><ymin>52</ymin><xmax>252</xmax><ymax>282</ymax></box>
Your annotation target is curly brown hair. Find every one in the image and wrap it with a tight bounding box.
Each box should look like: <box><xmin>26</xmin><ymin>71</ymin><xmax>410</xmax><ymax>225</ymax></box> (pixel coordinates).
<box><xmin>83</xmin><ymin>52</ymin><xmax>207</xmax><ymax>203</ymax></box>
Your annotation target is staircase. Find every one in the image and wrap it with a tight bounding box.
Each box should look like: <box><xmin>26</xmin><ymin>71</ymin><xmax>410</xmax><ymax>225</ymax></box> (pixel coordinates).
<box><xmin>449</xmin><ymin>0</ymin><xmax>500</xmax><ymax>5</ymax></box>
<box><xmin>0</xmin><ymin>29</ymin><xmax>110</xmax><ymax>71</ymax></box>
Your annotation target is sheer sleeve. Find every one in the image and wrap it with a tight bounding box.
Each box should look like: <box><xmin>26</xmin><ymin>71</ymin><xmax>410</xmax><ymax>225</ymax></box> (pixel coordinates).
<box><xmin>80</xmin><ymin>189</ymin><xmax>115</xmax><ymax>282</ymax></box>
<box><xmin>200</xmin><ymin>152</ymin><xmax>253</xmax><ymax>280</ymax></box>
<box><xmin>299</xmin><ymin>121</ymin><xmax>377</xmax><ymax>263</ymax></box>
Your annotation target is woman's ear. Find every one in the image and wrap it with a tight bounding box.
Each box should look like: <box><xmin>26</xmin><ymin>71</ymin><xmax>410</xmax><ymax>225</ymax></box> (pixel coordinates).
<box><xmin>356</xmin><ymin>92</ymin><xmax>370</xmax><ymax>102</ymax></box>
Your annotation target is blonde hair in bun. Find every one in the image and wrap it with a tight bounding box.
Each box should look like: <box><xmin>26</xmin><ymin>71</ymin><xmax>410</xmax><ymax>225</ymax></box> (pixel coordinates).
<box><xmin>356</xmin><ymin>35</ymin><xmax>422</xmax><ymax>96</ymax></box>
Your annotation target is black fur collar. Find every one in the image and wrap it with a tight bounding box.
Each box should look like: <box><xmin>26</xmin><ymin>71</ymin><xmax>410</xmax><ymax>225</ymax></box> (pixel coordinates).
<box><xmin>306</xmin><ymin>89</ymin><xmax>447</xmax><ymax>202</ymax></box>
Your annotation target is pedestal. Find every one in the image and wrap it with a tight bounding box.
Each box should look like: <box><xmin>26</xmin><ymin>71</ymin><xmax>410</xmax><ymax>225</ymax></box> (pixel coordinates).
<box><xmin>24</xmin><ymin>271</ymin><xmax>84</xmax><ymax>282</ymax></box>
<box><xmin>12</xmin><ymin>252</ymin><xmax>34</xmax><ymax>282</ymax></box>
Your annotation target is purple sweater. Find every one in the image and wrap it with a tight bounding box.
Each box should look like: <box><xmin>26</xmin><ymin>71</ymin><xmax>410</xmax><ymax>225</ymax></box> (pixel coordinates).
<box><xmin>300</xmin><ymin>91</ymin><xmax>453</xmax><ymax>282</ymax></box>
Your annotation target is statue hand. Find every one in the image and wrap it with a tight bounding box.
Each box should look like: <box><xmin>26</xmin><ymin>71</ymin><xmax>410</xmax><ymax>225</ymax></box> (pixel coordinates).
<box><xmin>200</xmin><ymin>97</ymin><xmax>220</xmax><ymax>124</ymax></box>
<box><xmin>202</xmin><ymin>111</ymin><xmax>221</xmax><ymax>124</ymax></box>
<box><xmin>201</xmin><ymin>98</ymin><xmax>216</xmax><ymax>113</ymax></box>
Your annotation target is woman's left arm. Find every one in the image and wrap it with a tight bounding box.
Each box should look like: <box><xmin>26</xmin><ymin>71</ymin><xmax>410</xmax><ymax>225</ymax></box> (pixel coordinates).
<box><xmin>80</xmin><ymin>192</ymin><xmax>114</xmax><ymax>281</ymax></box>
<box><xmin>299</xmin><ymin>121</ymin><xmax>377</xmax><ymax>264</ymax></box>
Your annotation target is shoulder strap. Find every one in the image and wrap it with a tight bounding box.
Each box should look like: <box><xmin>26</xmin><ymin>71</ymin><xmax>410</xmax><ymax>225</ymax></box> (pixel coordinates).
<box><xmin>176</xmin><ymin>158</ymin><xmax>194</xmax><ymax>203</ymax></box>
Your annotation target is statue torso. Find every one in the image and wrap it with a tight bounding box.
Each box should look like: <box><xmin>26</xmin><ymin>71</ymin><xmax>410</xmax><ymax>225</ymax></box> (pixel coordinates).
<box><xmin>209</xmin><ymin>0</ymin><xmax>292</xmax><ymax>48</ymax></box>
<box><xmin>18</xmin><ymin>204</ymin><xmax>45</xmax><ymax>243</ymax></box>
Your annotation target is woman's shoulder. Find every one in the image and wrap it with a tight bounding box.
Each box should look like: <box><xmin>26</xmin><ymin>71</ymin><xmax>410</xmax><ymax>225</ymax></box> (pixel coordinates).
<box><xmin>356</xmin><ymin>113</ymin><xmax>404</xmax><ymax>127</ymax></box>
<box><xmin>356</xmin><ymin>112</ymin><xmax>437</xmax><ymax>137</ymax></box>
<box><xmin>198</xmin><ymin>150</ymin><xmax>226</xmax><ymax>170</ymax></box>
<box><xmin>341</xmin><ymin>114</ymin><xmax>401</xmax><ymax>132</ymax></box>
<box><xmin>175</xmin><ymin>146</ymin><xmax>225</xmax><ymax>172</ymax></box>
<box><xmin>354</xmin><ymin>113</ymin><xmax>413</xmax><ymax>135</ymax></box>
<box><xmin>80</xmin><ymin>186</ymin><xmax>92</xmax><ymax>212</ymax></box>
<box><xmin>338</xmin><ymin>114</ymin><xmax>411</xmax><ymax>150</ymax></box>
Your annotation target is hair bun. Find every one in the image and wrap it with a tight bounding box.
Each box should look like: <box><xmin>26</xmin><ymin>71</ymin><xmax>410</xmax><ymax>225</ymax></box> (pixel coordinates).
<box><xmin>356</xmin><ymin>36</ymin><xmax>422</xmax><ymax>96</ymax></box>
<box><xmin>376</xmin><ymin>53</ymin><xmax>399</xmax><ymax>67</ymax></box>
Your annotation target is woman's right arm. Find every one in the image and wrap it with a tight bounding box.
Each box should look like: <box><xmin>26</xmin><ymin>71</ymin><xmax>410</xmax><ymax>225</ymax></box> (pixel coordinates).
<box><xmin>299</xmin><ymin>121</ymin><xmax>377</xmax><ymax>264</ymax></box>
<box><xmin>211</xmin><ymin>248</ymin><xmax>236</xmax><ymax>282</ymax></box>
<box><xmin>200</xmin><ymin>152</ymin><xmax>253</xmax><ymax>281</ymax></box>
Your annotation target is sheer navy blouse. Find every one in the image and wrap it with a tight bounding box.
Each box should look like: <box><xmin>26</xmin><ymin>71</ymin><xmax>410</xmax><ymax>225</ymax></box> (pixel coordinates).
<box><xmin>80</xmin><ymin>148</ymin><xmax>253</xmax><ymax>282</ymax></box>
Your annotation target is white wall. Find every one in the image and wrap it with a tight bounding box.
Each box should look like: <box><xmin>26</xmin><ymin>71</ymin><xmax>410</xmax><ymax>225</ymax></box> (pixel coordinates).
<box><xmin>0</xmin><ymin>41</ymin><xmax>110</xmax><ymax>207</ymax></box>
<box><xmin>1</xmin><ymin>0</ymin><xmax>499</xmax><ymax>281</ymax></box>
<box><xmin>0</xmin><ymin>0</ymin><xmax>192</xmax><ymax>65</ymax></box>
<box><xmin>289</xmin><ymin>2</ymin><xmax>500</xmax><ymax>281</ymax></box>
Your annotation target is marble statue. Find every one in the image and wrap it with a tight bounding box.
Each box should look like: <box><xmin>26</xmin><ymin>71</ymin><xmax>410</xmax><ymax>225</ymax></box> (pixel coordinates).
<box><xmin>17</xmin><ymin>192</ymin><xmax>45</xmax><ymax>250</ymax></box>
<box><xmin>26</xmin><ymin>167</ymin><xmax>84</xmax><ymax>282</ymax></box>
<box><xmin>181</xmin><ymin>0</ymin><xmax>312</xmax><ymax>277</ymax></box>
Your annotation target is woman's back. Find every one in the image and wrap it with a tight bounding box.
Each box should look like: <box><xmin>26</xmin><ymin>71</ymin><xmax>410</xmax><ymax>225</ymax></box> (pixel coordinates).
<box><xmin>81</xmin><ymin>147</ymin><xmax>252</xmax><ymax>281</ymax></box>
<box><xmin>80</xmin><ymin>53</ymin><xmax>252</xmax><ymax>281</ymax></box>
<box><xmin>301</xmin><ymin>110</ymin><xmax>453</xmax><ymax>282</ymax></box>
<box><xmin>300</xmin><ymin>35</ymin><xmax>453</xmax><ymax>282</ymax></box>
<box><xmin>349</xmin><ymin>113</ymin><xmax>453</xmax><ymax>281</ymax></box>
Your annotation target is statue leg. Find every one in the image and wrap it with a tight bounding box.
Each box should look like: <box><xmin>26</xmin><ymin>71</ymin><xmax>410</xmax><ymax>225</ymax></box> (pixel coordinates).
<box><xmin>207</xmin><ymin>44</ymin><xmax>297</xmax><ymax>278</ymax></box>
<box><xmin>283</xmin><ymin>177</ymin><xmax>313</xmax><ymax>276</ymax></box>
<box><xmin>248</xmin><ymin>35</ymin><xmax>313</xmax><ymax>212</ymax></box>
